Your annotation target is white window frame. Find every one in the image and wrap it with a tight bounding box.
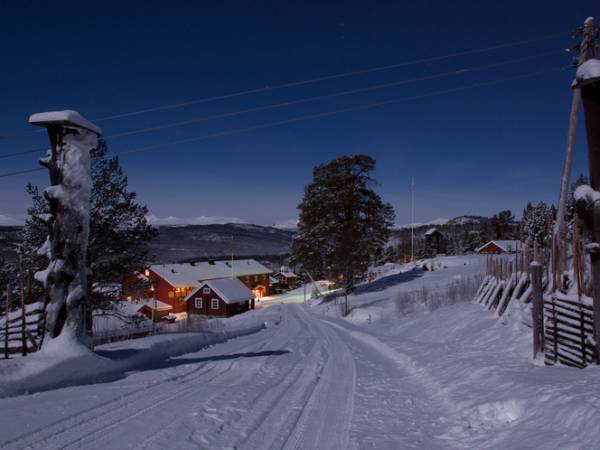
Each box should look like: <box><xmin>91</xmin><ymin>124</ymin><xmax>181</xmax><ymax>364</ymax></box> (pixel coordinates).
<box><xmin>211</xmin><ymin>299</ymin><xmax>219</xmax><ymax>310</ymax></box>
<box><xmin>203</xmin><ymin>287</ymin><xmax>211</xmax><ymax>294</ymax></box>
<box><xmin>195</xmin><ymin>298</ymin><xmax>202</xmax><ymax>309</ymax></box>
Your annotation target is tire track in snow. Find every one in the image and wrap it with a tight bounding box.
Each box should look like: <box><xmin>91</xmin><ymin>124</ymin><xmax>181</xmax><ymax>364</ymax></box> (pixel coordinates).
<box><xmin>130</xmin><ymin>308</ymin><xmax>306</xmax><ymax>450</ymax></box>
<box><xmin>315</xmin><ymin>314</ymin><xmax>465</xmax><ymax>449</ymax></box>
<box><xmin>0</xmin><ymin>317</ymin><xmax>284</xmax><ymax>450</ymax></box>
<box><xmin>280</xmin><ymin>306</ymin><xmax>356</xmax><ymax>450</ymax></box>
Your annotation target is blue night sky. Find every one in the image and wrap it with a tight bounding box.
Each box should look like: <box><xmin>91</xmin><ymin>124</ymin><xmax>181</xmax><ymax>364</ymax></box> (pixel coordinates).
<box><xmin>0</xmin><ymin>1</ymin><xmax>597</xmax><ymax>227</ymax></box>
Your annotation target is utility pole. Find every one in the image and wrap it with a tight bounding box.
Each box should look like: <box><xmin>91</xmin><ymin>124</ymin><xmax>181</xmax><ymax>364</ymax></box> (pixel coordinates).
<box><xmin>555</xmin><ymin>17</ymin><xmax>598</xmax><ymax>285</ymax></box>
<box><xmin>230</xmin><ymin>236</ymin><xmax>234</xmax><ymax>279</ymax></box>
<box><xmin>573</xmin><ymin>16</ymin><xmax>600</xmax><ymax>362</ymax></box>
<box><xmin>30</xmin><ymin>111</ymin><xmax>101</xmax><ymax>348</ymax></box>
<box><xmin>411</xmin><ymin>176</ymin><xmax>415</xmax><ymax>263</ymax></box>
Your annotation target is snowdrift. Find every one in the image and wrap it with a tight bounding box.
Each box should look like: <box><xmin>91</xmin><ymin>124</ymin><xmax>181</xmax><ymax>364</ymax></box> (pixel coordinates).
<box><xmin>0</xmin><ymin>317</ymin><xmax>269</xmax><ymax>398</ymax></box>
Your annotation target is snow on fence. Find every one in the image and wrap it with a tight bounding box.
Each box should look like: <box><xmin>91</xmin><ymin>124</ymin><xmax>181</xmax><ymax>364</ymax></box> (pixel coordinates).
<box><xmin>543</xmin><ymin>292</ymin><xmax>596</xmax><ymax>368</ymax></box>
<box><xmin>475</xmin><ymin>253</ymin><xmax>533</xmax><ymax>318</ymax></box>
<box><xmin>475</xmin><ymin>240</ymin><xmax>598</xmax><ymax>368</ymax></box>
<box><xmin>0</xmin><ymin>301</ymin><xmax>44</xmax><ymax>357</ymax></box>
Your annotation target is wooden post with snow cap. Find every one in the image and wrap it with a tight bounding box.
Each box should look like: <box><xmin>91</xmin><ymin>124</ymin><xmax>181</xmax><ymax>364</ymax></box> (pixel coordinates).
<box><xmin>29</xmin><ymin>110</ymin><xmax>101</xmax><ymax>349</ymax></box>
<box><xmin>531</xmin><ymin>262</ymin><xmax>544</xmax><ymax>358</ymax></box>
<box><xmin>555</xmin><ymin>17</ymin><xmax>598</xmax><ymax>284</ymax></box>
<box><xmin>574</xmin><ymin>41</ymin><xmax>600</xmax><ymax>362</ymax></box>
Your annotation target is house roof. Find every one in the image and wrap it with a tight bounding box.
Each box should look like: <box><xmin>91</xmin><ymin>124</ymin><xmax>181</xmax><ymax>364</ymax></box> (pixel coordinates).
<box><xmin>424</xmin><ymin>228</ymin><xmax>441</xmax><ymax>236</ymax></box>
<box><xmin>477</xmin><ymin>240</ymin><xmax>523</xmax><ymax>253</ymax></box>
<box><xmin>136</xmin><ymin>299</ymin><xmax>173</xmax><ymax>312</ymax></box>
<box><xmin>149</xmin><ymin>259</ymin><xmax>272</xmax><ymax>288</ymax></box>
<box><xmin>275</xmin><ymin>271</ymin><xmax>297</xmax><ymax>278</ymax></box>
<box><xmin>186</xmin><ymin>278</ymin><xmax>255</xmax><ymax>304</ymax></box>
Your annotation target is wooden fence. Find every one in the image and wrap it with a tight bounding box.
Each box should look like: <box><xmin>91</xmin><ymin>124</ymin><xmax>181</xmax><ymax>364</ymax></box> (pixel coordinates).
<box><xmin>475</xmin><ymin>254</ymin><xmax>534</xmax><ymax>318</ymax></box>
<box><xmin>0</xmin><ymin>301</ymin><xmax>43</xmax><ymax>357</ymax></box>
<box><xmin>476</xmin><ymin>251</ymin><xmax>597</xmax><ymax>369</ymax></box>
<box><xmin>544</xmin><ymin>292</ymin><xmax>596</xmax><ymax>368</ymax></box>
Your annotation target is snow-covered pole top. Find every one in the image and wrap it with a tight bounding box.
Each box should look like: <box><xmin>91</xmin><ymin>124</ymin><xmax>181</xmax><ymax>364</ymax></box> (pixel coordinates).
<box><xmin>29</xmin><ymin>110</ymin><xmax>102</xmax><ymax>135</ymax></box>
<box><xmin>574</xmin><ymin>59</ymin><xmax>600</xmax><ymax>88</ymax></box>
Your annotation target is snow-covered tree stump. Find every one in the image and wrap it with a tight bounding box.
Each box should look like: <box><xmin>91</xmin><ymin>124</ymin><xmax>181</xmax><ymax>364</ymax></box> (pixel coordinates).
<box><xmin>30</xmin><ymin>111</ymin><xmax>101</xmax><ymax>349</ymax></box>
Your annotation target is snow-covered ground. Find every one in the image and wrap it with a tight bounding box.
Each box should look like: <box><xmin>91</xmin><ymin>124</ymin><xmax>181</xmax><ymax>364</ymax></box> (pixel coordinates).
<box><xmin>0</xmin><ymin>255</ymin><xmax>599</xmax><ymax>449</ymax></box>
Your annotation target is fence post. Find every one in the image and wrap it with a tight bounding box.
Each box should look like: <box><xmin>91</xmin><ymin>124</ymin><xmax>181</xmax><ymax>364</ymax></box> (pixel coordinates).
<box><xmin>4</xmin><ymin>285</ymin><xmax>9</xmax><ymax>359</ymax></box>
<box><xmin>531</xmin><ymin>262</ymin><xmax>544</xmax><ymax>358</ymax></box>
<box><xmin>18</xmin><ymin>250</ymin><xmax>27</xmax><ymax>357</ymax></box>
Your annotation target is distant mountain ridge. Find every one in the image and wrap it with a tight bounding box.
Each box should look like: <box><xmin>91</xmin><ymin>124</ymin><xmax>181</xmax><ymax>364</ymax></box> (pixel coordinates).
<box><xmin>0</xmin><ymin>223</ymin><xmax>294</xmax><ymax>265</ymax></box>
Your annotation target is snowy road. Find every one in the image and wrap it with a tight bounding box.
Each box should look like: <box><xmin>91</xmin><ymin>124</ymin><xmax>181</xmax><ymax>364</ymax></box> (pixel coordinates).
<box><xmin>0</xmin><ymin>303</ymin><xmax>463</xmax><ymax>450</ymax></box>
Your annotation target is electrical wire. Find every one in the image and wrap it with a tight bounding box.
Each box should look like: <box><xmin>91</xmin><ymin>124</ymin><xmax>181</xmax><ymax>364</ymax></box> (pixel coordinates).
<box><xmin>0</xmin><ymin>29</ymin><xmax>571</xmax><ymax>142</ymax></box>
<box><xmin>0</xmin><ymin>49</ymin><xmax>565</xmax><ymax>160</ymax></box>
<box><xmin>0</xmin><ymin>65</ymin><xmax>566</xmax><ymax>180</ymax></box>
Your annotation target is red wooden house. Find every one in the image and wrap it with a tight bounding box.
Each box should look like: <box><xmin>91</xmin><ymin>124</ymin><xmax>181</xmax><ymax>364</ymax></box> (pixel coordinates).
<box><xmin>185</xmin><ymin>278</ymin><xmax>255</xmax><ymax>317</ymax></box>
<box><xmin>123</xmin><ymin>259</ymin><xmax>271</xmax><ymax>317</ymax></box>
<box><xmin>477</xmin><ymin>240</ymin><xmax>523</xmax><ymax>254</ymax></box>
<box><xmin>272</xmin><ymin>271</ymin><xmax>299</xmax><ymax>291</ymax></box>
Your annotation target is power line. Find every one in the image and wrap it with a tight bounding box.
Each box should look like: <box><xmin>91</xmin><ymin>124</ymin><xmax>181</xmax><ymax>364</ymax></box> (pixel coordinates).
<box><xmin>0</xmin><ymin>49</ymin><xmax>565</xmax><ymax>161</ymax></box>
<box><xmin>0</xmin><ymin>29</ymin><xmax>571</xmax><ymax>142</ymax></box>
<box><xmin>0</xmin><ymin>65</ymin><xmax>565</xmax><ymax>180</ymax></box>
<box><xmin>103</xmin><ymin>50</ymin><xmax>564</xmax><ymax>139</ymax></box>
<box><xmin>90</xmin><ymin>31</ymin><xmax>570</xmax><ymax>122</ymax></box>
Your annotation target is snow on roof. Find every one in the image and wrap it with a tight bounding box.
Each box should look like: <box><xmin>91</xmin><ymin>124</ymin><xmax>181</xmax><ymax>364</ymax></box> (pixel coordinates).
<box><xmin>574</xmin><ymin>59</ymin><xmax>600</xmax><ymax>87</ymax></box>
<box><xmin>424</xmin><ymin>228</ymin><xmax>440</xmax><ymax>236</ymax></box>
<box><xmin>136</xmin><ymin>299</ymin><xmax>173</xmax><ymax>312</ymax></box>
<box><xmin>29</xmin><ymin>110</ymin><xmax>102</xmax><ymax>135</ymax></box>
<box><xmin>276</xmin><ymin>271</ymin><xmax>298</xmax><ymax>278</ymax></box>
<box><xmin>188</xmin><ymin>278</ymin><xmax>254</xmax><ymax>304</ymax></box>
<box><xmin>150</xmin><ymin>259</ymin><xmax>272</xmax><ymax>287</ymax></box>
<box><xmin>477</xmin><ymin>240</ymin><xmax>523</xmax><ymax>252</ymax></box>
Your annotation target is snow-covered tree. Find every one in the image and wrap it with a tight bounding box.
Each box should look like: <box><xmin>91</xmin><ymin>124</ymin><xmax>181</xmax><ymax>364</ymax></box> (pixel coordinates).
<box><xmin>522</xmin><ymin>201</ymin><xmax>553</xmax><ymax>247</ymax></box>
<box><xmin>87</xmin><ymin>139</ymin><xmax>157</xmax><ymax>309</ymax></box>
<box><xmin>291</xmin><ymin>155</ymin><xmax>395</xmax><ymax>284</ymax></box>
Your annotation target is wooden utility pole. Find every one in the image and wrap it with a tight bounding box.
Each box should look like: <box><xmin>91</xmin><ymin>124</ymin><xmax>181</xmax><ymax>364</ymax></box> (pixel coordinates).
<box><xmin>580</xmin><ymin>67</ymin><xmax>600</xmax><ymax>361</ymax></box>
<box><xmin>555</xmin><ymin>18</ymin><xmax>598</xmax><ymax>285</ymax></box>
<box><xmin>30</xmin><ymin>111</ymin><xmax>101</xmax><ymax>348</ymax></box>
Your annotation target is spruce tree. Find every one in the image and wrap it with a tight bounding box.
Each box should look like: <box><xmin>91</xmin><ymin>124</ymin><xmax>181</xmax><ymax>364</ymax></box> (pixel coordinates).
<box><xmin>522</xmin><ymin>201</ymin><xmax>553</xmax><ymax>247</ymax></box>
<box><xmin>291</xmin><ymin>155</ymin><xmax>395</xmax><ymax>285</ymax></box>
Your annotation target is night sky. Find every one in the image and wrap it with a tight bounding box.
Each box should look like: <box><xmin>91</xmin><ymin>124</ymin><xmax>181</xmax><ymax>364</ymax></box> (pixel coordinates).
<box><xmin>0</xmin><ymin>1</ymin><xmax>597</xmax><ymax>227</ymax></box>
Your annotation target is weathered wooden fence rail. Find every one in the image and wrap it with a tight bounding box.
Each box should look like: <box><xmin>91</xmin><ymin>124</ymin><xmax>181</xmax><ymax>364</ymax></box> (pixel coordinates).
<box><xmin>475</xmin><ymin>253</ymin><xmax>597</xmax><ymax>369</ymax></box>
<box><xmin>0</xmin><ymin>301</ymin><xmax>44</xmax><ymax>357</ymax></box>
<box><xmin>543</xmin><ymin>292</ymin><xmax>596</xmax><ymax>368</ymax></box>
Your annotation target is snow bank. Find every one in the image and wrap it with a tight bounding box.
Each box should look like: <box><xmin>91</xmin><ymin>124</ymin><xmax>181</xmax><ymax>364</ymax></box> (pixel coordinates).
<box><xmin>311</xmin><ymin>255</ymin><xmax>485</xmax><ymax>324</ymax></box>
<box><xmin>0</xmin><ymin>312</ymin><xmax>273</xmax><ymax>398</ymax></box>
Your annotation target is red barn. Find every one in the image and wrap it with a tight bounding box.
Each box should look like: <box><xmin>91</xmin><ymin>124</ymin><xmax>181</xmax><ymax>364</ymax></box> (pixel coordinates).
<box><xmin>185</xmin><ymin>278</ymin><xmax>255</xmax><ymax>317</ymax></box>
<box><xmin>122</xmin><ymin>259</ymin><xmax>272</xmax><ymax>317</ymax></box>
<box><xmin>477</xmin><ymin>240</ymin><xmax>523</xmax><ymax>254</ymax></box>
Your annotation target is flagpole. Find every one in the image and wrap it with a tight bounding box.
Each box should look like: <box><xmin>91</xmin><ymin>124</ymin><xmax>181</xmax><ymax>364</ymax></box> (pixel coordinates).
<box><xmin>411</xmin><ymin>176</ymin><xmax>415</xmax><ymax>263</ymax></box>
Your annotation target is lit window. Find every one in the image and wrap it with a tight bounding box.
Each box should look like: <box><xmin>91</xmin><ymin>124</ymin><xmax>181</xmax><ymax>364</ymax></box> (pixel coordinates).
<box><xmin>126</xmin><ymin>296</ymin><xmax>132</xmax><ymax>301</ymax></box>
<box><xmin>195</xmin><ymin>298</ymin><xmax>202</xmax><ymax>308</ymax></box>
<box><xmin>211</xmin><ymin>299</ymin><xmax>219</xmax><ymax>310</ymax></box>
<box><xmin>203</xmin><ymin>287</ymin><xmax>211</xmax><ymax>294</ymax></box>
<box><xmin>168</xmin><ymin>291</ymin><xmax>174</xmax><ymax>299</ymax></box>
<box><xmin>144</xmin><ymin>269</ymin><xmax>150</xmax><ymax>277</ymax></box>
